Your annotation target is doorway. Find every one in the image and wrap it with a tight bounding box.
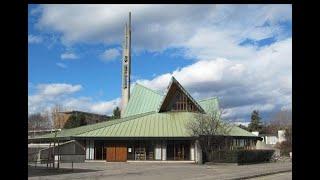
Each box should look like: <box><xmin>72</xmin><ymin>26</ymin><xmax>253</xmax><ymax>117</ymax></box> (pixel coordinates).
<box><xmin>106</xmin><ymin>144</ymin><xmax>127</xmax><ymax>162</ymax></box>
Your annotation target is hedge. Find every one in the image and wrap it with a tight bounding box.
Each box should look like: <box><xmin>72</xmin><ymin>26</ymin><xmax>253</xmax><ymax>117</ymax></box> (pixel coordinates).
<box><xmin>206</xmin><ymin>150</ymin><xmax>238</xmax><ymax>163</ymax></box>
<box><xmin>204</xmin><ymin>149</ymin><xmax>275</xmax><ymax>165</ymax></box>
<box><xmin>237</xmin><ymin>149</ymin><xmax>275</xmax><ymax>165</ymax></box>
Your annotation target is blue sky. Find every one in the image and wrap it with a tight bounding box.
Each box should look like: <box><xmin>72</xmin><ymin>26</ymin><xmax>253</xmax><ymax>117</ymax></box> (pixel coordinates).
<box><xmin>28</xmin><ymin>4</ymin><xmax>292</xmax><ymax>124</ymax></box>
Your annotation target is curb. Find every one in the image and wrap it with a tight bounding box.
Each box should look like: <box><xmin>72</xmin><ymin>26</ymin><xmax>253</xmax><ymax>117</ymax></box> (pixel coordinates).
<box><xmin>230</xmin><ymin>169</ymin><xmax>292</xmax><ymax>180</ymax></box>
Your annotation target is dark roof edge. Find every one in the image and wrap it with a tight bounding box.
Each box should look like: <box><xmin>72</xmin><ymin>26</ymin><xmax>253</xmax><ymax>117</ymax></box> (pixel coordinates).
<box><xmin>58</xmin><ymin>110</ymin><xmax>110</xmax><ymax>117</ymax></box>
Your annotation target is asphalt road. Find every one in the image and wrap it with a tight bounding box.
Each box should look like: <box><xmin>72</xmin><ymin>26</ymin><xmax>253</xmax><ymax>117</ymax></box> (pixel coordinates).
<box><xmin>28</xmin><ymin>161</ymin><xmax>292</xmax><ymax>180</ymax></box>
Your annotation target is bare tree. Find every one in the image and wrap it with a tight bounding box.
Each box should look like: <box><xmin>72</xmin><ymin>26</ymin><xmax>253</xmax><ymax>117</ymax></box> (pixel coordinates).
<box><xmin>44</xmin><ymin>109</ymin><xmax>53</xmax><ymax>129</ymax></box>
<box><xmin>187</xmin><ymin>109</ymin><xmax>233</xmax><ymax>161</ymax></box>
<box><xmin>270</xmin><ymin>110</ymin><xmax>292</xmax><ymax>156</ymax></box>
<box><xmin>28</xmin><ymin>113</ymin><xmax>52</xmax><ymax>131</ymax></box>
<box><xmin>262</xmin><ymin>110</ymin><xmax>292</xmax><ymax>134</ymax></box>
<box><xmin>271</xmin><ymin>109</ymin><xmax>292</xmax><ymax>127</ymax></box>
<box><xmin>51</xmin><ymin>104</ymin><xmax>65</xmax><ymax>129</ymax></box>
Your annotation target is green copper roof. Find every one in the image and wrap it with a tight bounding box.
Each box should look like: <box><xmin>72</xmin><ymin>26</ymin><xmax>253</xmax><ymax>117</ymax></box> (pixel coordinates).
<box><xmin>122</xmin><ymin>84</ymin><xmax>162</xmax><ymax>117</ymax></box>
<box><xmin>78</xmin><ymin>112</ymin><xmax>193</xmax><ymax>137</ymax></box>
<box><xmin>123</xmin><ymin>81</ymin><xmax>216</xmax><ymax>117</ymax></box>
<box><xmin>32</xmin><ymin>112</ymin><xmax>155</xmax><ymax>139</ymax></box>
<box><xmin>33</xmin><ymin>112</ymin><xmax>256</xmax><ymax>139</ymax></box>
<box><xmin>78</xmin><ymin>112</ymin><xmax>255</xmax><ymax>137</ymax></box>
<box><xmin>198</xmin><ymin>97</ymin><xmax>219</xmax><ymax>115</ymax></box>
<box><xmin>31</xmin><ymin>79</ymin><xmax>256</xmax><ymax>140</ymax></box>
<box><xmin>228</xmin><ymin>126</ymin><xmax>257</xmax><ymax>137</ymax></box>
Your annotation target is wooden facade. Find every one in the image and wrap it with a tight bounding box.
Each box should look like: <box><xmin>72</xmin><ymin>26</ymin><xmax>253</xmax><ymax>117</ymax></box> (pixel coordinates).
<box><xmin>159</xmin><ymin>82</ymin><xmax>202</xmax><ymax>113</ymax></box>
<box><xmin>106</xmin><ymin>144</ymin><xmax>127</xmax><ymax>162</ymax></box>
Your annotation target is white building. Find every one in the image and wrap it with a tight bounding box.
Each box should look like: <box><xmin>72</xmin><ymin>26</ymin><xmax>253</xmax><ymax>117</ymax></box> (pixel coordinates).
<box><xmin>252</xmin><ymin>130</ymin><xmax>286</xmax><ymax>145</ymax></box>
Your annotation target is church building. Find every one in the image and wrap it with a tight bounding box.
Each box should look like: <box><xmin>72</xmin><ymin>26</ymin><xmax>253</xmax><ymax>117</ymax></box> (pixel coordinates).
<box><xmin>29</xmin><ymin>12</ymin><xmax>260</xmax><ymax>163</ymax></box>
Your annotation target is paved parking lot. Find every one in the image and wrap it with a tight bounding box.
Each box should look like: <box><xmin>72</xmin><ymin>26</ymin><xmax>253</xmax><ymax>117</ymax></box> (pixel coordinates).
<box><xmin>249</xmin><ymin>172</ymin><xmax>292</xmax><ymax>180</ymax></box>
<box><xmin>28</xmin><ymin>161</ymin><xmax>292</xmax><ymax>180</ymax></box>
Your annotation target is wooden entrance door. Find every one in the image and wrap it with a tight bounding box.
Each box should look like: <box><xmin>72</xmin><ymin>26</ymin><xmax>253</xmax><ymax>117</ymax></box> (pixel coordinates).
<box><xmin>106</xmin><ymin>144</ymin><xmax>127</xmax><ymax>162</ymax></box>
<box><xmin>106</xmin><ymin>146</ymin><xmax>116</xmax><ymax>162</ymax></box>
<box><xmin>115</xmin><ymin>145</ymin><xmax>127</xmax><ymax>162</ymax></box>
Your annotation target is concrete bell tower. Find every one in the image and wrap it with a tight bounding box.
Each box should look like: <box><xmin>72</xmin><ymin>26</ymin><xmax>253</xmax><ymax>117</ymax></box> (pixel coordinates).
<box><xmin>121</xmin><ymin>12</ymin><xmax>132</xmax><ymax>116</ymax></box>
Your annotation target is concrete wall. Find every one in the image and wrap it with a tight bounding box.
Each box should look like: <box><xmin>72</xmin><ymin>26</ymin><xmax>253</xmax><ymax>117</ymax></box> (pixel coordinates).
<box><xmin>194</xmin><ymin>140</ymin><xmax>202</xmax><ymax>164</ymax></box>
<box><xmin>190</xmin><ymin>144</ymin><xmax>195</xmax><ymax>161</ymax></box>
<box><xmin>38</xmin><ymin>140</ymin><xmax>85</xmax><ymax>163</ymax></box>
<box><xmin>55</xmin><ymin>155</ymin><xmax>85</xmax><ymax>163</ymax></box>
<box><xmin>162</xmin><ymin>143</ymin><xmax>166</xmax><ymax>160</ymax></box>
<box><xmin>278</xmin><ymin>130</ymin><xmax>286</xmax><ymax>143</ymax></box>
<box><xmin>155</xmin><ymin>144</ymin><xmax>162</xmax><ymax>160</ymax></box>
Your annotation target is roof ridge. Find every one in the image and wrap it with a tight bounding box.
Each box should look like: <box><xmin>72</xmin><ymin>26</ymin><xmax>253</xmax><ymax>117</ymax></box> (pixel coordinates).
<box><xmin>75</xmin><ymin>111</ymin><xmax>156</xmax><ymax>136</ymax></box>
<box><xmin>135</xmin><ymin>83</ymin><xmax>163</xmax><ymax>96</ymax></box>
<box><xmin>34</xmin><ymin>112</ymin><xmax>156</xmax><ymax>139</ymax></box>
<box><xmin>198</xmin><ymin>96</ymin><xmax>218</xmax><ymax>102</ymax></box>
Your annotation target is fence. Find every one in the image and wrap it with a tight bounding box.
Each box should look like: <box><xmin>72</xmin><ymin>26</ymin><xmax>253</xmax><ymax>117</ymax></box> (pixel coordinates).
<box><xmin>28</xmin><ymin>154</ymin><xmax>85</xmax><ymax>170</ymax></box>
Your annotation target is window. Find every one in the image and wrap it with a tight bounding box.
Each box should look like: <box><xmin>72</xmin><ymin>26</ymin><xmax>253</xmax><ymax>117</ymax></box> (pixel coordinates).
<box><xmin>167</xmin><ymin>90</ymin><xmax>200</xmax><ymax>112</ymax></box>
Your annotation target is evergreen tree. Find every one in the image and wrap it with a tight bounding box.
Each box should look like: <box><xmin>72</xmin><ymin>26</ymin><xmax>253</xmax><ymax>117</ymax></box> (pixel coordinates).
<box><xmin>112</xmin><ymin>106</ymin><xmax>121</xmax><ymax>119</ymax></box>
<box><xmin>64</xmin><ymin>113</ymin><xmax>86</xmax><ymax>129</ymax></box>
<box><xmin>248</xmin><ymin>110</ymin><xmax>263</xmax><ymax>132</ymax></box>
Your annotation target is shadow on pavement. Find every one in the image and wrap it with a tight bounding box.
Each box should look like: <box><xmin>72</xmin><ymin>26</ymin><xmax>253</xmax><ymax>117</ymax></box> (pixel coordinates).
<box><xmin>28</xmin><ymin>165</ymin><xmax>102</xmax><ymax>177</ymax></box>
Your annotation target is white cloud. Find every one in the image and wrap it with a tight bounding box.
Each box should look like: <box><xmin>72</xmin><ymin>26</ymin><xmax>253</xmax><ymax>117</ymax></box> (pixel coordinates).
<box><xmin>30</xmin><ymin>5</ymin><xmax>292</xmax><ymax>121</ymax></box>
<box><xmin>61</xmin><ymin>52</ymin><xmax>78</xmax><ymax>60</ymax></box>
<box><xmin>232</xmin><ymin>121</ymin><xmax>250</xmax><ymax>127</ymax></box>
<box><xmin>89</xmin><ymin>98</ymin><xmax>121</xmax><ymax>114</ymax></box>
<box><xmin>33</xmin><ymin>4</ymin><xmax>291</xmax><ymax>52</ymax></box>
<box><xmin>100</xmin><ymin>48</ymin><xmax>120</xmax><ymax>62</ymax></box>
<box><xmin>135</xmin><ymin>38</ymin><xmax>292</xmax><ymax>121</ymax></box>
<box><xmin>224</xmin><ymin>103</ymin><xmax>275</xmax><ymax>119</ymax></box>
<box><xmin>28</xmin><ymin>83</ymin><xmax>82</xmax><ymax>112</ymax></box>
<box><xmin>28</xmin><ymin>34</ymin><xmax>43</xmax><ymax>44</ymax></box>
<box><xmin>56</xmin><ymin>62</ymin><xmax>67</xmax><ymax>68</ymax></box>
<box><xmin>28</xmin><ymin>83</ymin><xmax>120</xmax><ymax>115</ymax></box>
<box><xmin>37</xmin><ymin>83</ymin><xmax>82</xmax><ymax>96</ymax></box>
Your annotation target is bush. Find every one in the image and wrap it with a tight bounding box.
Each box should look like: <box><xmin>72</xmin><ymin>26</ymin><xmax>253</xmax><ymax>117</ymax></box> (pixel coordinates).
<box><xmin>277</xmin><ymin>141</ymin><xmax>292</xmax><ymax>156</ymax></box>
<box><xmin>207</xmin><ymin>150</ymin><xmax>238</xmax><ymax>163</ymax></box>
<box><xmin>237</xmin><ymin>149</ymin><xmax>274</xmax><ymax>165</ymax></box>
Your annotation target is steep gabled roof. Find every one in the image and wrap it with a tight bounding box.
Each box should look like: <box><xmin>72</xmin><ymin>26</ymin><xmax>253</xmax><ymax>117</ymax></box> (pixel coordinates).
<box><xmin>157</xmin><ymin>77</ymin><xmax>205</xmax><ymax>113</ymax></box>
<box><xmin>30</xmin><ymin>78</ymin><xmax>258</xmax><ymax>140</ymax></box>
<box><xmin>122</xmin><ymin>84</ymin><xmax>163</xmax><ymax>117</ymax></box>
<box><xmin>197</xmin><ymin>97</ymin><xmax>219</xmax><ymax>115</ymax></box>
